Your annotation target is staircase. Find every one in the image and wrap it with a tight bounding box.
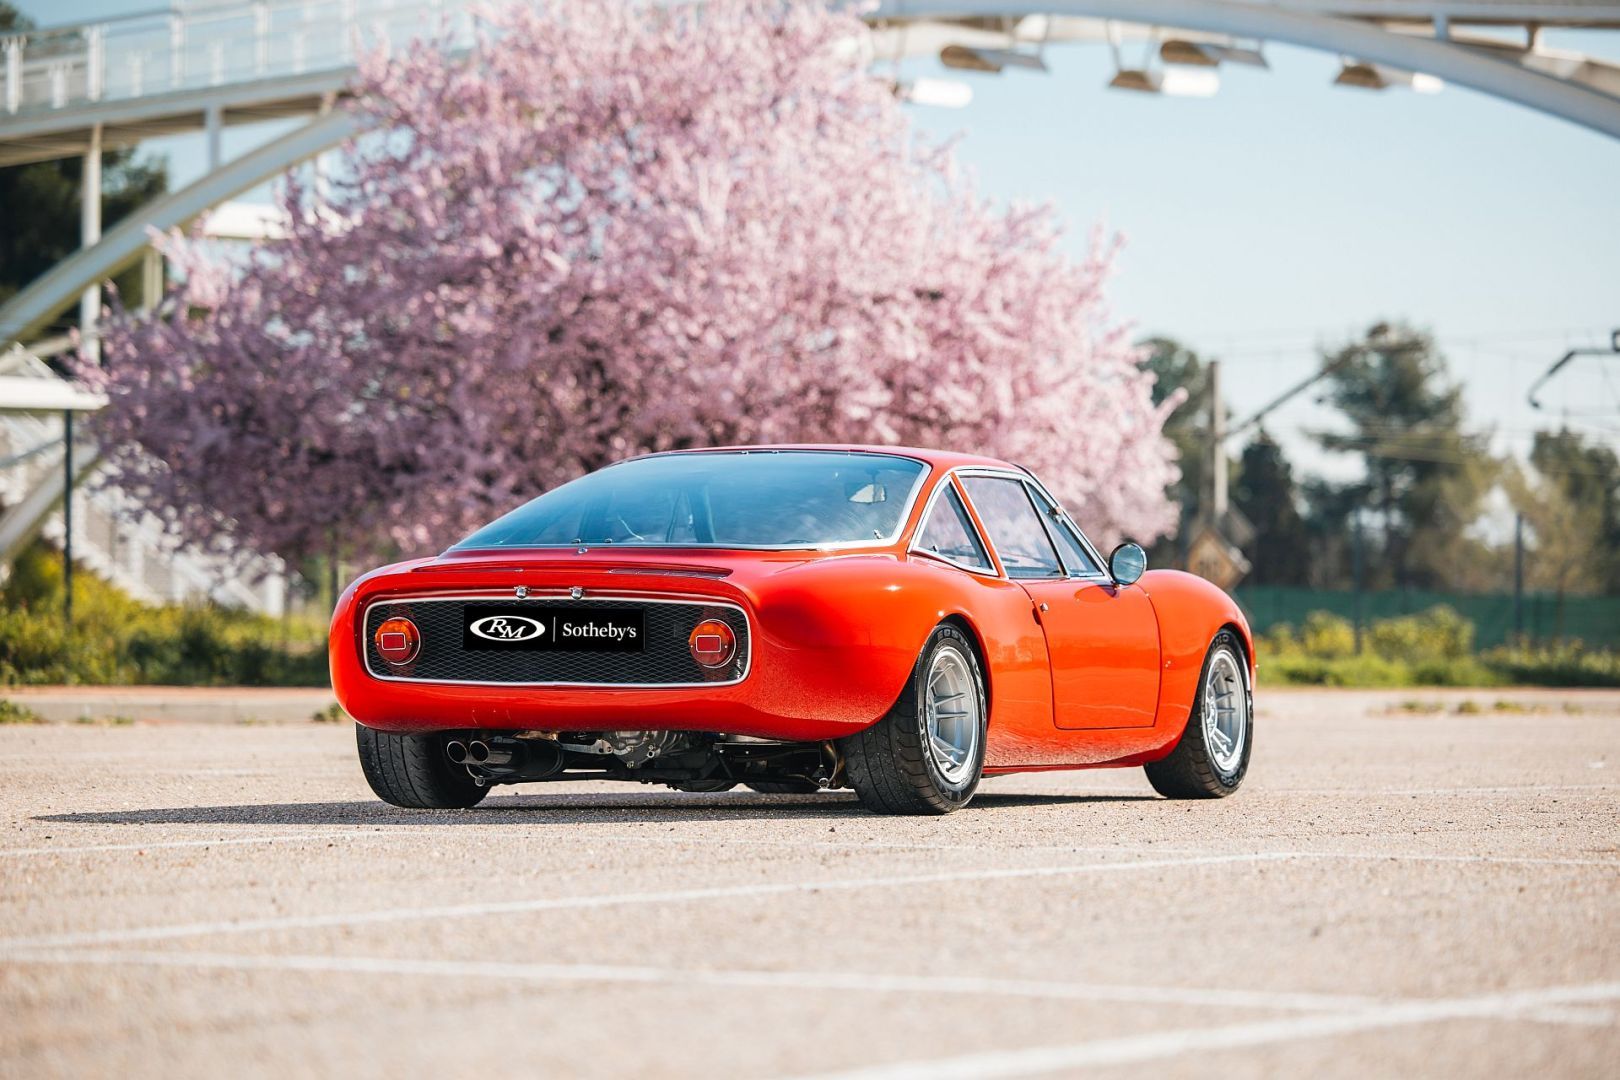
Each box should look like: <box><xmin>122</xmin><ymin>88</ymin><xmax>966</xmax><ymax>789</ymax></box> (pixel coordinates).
<box><xmin>0</xmin><ymin>345</ymin><xmax>288</xmax><ymax>615</ymax></box>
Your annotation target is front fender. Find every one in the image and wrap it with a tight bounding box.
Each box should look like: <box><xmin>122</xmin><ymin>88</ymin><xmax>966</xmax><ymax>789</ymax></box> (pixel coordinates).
<box><xmin>1138</xmin><ymin>569</ymin><xmax>1254</xmax><ymax>749</ymax></box>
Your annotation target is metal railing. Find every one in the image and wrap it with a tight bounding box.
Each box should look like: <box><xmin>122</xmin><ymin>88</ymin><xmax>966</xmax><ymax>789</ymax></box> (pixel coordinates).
<box><xmin>0</xmin><ymin>349</ymin><xmax>286</xmax><ymax>614</ymax></box>
<box><xmin>3</xmin><ymin>0</ymin><xmax>474</xmax><ymax>118</ymax></box>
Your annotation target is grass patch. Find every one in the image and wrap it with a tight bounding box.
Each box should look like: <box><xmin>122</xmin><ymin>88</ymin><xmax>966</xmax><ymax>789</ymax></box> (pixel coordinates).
<box><xmin>1257</xmin><ymin>653</ymin><xmax>1502</xmax><ymax>688</ymax></box>
<box><xmin>310</xmin><ymin>702</ymin><xmax>348</xmax><ymax>724</ymax></box>
<box><xmin>1479</xmin><ymin>643</ymin><xmax>1620</xmax><ymax>688</ymax></box>
<box><xmin>0</xmin><ymin>699</ymin><xmax>45</xmax><ymax>725</ymax></box>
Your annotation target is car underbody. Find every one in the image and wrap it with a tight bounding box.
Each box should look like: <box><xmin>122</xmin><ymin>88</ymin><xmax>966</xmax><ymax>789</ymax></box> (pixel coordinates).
<box><xmin>441</xmin><ymin>729</ymin><xmax>844</xmax><ymax>794</ymax></box>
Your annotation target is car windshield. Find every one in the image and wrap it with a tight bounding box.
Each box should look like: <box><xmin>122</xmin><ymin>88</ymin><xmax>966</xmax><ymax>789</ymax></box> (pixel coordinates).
<box><xmin>452</xmin><ymin>451</ymin><xmax>929</xmax><ymax>550</ymax></box>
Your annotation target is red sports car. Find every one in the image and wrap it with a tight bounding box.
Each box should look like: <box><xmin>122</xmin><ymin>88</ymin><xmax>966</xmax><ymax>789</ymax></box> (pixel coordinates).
<box><xmin>332</xmin><ymin>446</ymin><xmax>1254</xmax><ymax>814</ymax></box>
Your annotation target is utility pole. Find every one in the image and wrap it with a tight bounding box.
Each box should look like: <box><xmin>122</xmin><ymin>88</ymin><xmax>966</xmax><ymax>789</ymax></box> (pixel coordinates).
<box><xmin>1351</xmin><ymin>508</ymin><xmax>1365</xmax><ymax>655</ymax></box>
<box><xmin>1513</xmin><ymin>513</ymin><xmax>1525</xmax><ymax>643</ymax></box>
<box><xmin>1208</xmin><ymin>359</ymin><xmax>1227</xmax><ymax>518</ymax></box>
<box><xmin>63</xmin><ymin>410</ymin><xmax>74</xmax><ymax>627</ymax></box>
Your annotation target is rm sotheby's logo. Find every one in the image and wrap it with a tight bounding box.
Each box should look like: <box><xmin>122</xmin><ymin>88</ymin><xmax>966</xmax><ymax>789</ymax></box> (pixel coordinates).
<box><xmin>469</xmin><ymin>615</ymin><xmax>546</xmax><ymax>642</ymax></box>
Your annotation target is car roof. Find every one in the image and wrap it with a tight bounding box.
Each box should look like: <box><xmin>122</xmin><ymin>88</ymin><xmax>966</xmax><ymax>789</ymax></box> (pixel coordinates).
<box><xmin>652</xmin><ymin>444</ymin><xmax>1022</xmax><ymax>473</ymax></box>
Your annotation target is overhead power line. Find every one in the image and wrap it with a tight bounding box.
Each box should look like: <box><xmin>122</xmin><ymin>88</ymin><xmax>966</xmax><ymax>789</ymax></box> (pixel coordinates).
<box><xmin>1527</xmin><ymin>330</ymin><xmax>1620</xmax><ymax>410</ymax></box>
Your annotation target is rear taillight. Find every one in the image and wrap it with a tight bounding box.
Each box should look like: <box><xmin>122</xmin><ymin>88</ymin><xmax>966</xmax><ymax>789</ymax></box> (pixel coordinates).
<box><xmin>374</xmin><ymin>617</ymin><xmax>421</xmax><ymax>665</ymax></box>
<box><xmin>688</xmin><ymin>619</ymin><xmax>736</xmax><ymax>669</ymax></box>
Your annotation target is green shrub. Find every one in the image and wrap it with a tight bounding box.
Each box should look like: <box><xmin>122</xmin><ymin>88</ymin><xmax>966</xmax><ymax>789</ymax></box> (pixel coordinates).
<box><xmin>1261</xmin><ymin>652</ymin><xmax>1413</xmax><ymax>688</ymax></box>
<box><xmin>1254</xmin><ymin>602</ymin><xmax>1606</xmax><ymax>688</ymax></box>
<box><xmin>1366</xmin><ymin>605</ymin><xmax>1474</xmax><ymax>663</ymax></box>
<box><xmin>1300</xmin><ymin>611</ymin><xmax>1357</xmax><ymax>659</ymax></box>
<box><xmin>1</xmin><ymin>541</ymin><xmax>326</xmax><ymax>687</ymax></box>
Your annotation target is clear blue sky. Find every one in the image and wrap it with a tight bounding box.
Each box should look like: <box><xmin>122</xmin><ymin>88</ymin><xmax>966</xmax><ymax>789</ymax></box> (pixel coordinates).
<box><xmin>20</xmin><ymin>1</ymin><xmax>1620</xmax><ymax>479</ymax></box>
<box><xmin>904</xmin><ymin>32</ymin><xmax>1620</xmax><ymax>483</ymax></box>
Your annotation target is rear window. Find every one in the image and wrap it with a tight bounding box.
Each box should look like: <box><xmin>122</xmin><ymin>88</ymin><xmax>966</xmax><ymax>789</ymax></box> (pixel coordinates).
<box><xmin>454</xmin><ymin>451</ymin><xmax>928</xmax><ymax>550</ymax></box>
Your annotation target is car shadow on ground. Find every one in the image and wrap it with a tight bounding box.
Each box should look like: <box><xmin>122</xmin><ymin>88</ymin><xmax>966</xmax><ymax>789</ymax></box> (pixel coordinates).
<box><xmin>34</xmin><ymin>789</ymin><xmax>1158</xmax><ymax>828</ymax></box>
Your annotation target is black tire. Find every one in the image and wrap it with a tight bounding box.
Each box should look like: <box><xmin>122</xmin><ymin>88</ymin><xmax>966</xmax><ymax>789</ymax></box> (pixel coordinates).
<box><xmin>674</xmin><ymin>779</ymin><xmax>738</xmax><ymax>793</ymax></box>
<box><xmin>1144</xmin><ymin>629</ymin><xmax>1253</xmax><ymax>799</ymax></box>
<box><xmin>841</xmin><ymin>625</ymin><xmax>987</xmax><ymax>815</ymax></box>
<box><xmin>744</xmin><ymin>780</ymin><xmax>822</xmax><ymax>795</ymax></box>
<box><xmin>355</xmin><ymin>724</ymin><xmax>489</xmax><ymax>809</ymax></box>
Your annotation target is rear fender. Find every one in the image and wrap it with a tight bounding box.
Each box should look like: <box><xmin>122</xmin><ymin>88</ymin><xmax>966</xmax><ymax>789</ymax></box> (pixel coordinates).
<box><xmin>753</xmin><ymin>555</ymin><xmax>1052</xmax><ymax>740</ymax></box>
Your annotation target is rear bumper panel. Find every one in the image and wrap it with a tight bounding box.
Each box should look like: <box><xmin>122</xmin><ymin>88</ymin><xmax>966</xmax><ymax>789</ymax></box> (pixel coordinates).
<box><xmin>330</xmin><ymin>568</ymin><xmax>913</xmax><ymax>740</ymax></box>
<box><xmin>360</xmin><ymin>594</ymin><xmax>751</xmax><ymax>687</ymax></box>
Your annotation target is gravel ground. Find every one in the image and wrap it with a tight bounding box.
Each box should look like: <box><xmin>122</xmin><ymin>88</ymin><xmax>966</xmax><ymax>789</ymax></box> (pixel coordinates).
<box><xmin>1</xmin><ymin>687</ymin><xmax>1616</xmax><ymax>1079</ymax></box>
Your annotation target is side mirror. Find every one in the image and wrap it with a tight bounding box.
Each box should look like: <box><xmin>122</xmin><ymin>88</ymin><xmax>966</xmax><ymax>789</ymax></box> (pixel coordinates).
<box><xmin>1109</xmin><ymin>542</ymin><xmax>1147</xmax><ymax>587</ymax></box>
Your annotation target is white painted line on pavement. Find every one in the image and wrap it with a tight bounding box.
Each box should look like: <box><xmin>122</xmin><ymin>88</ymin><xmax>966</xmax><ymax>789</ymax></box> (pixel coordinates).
<box><xmin>0</xmin><ymin>948</ymin><xmax>1385</xmax><ymax>1010</ymax></box>
<box><xmin>0</xmin><ymin>830</ymin><xmax>1140</xmax><ymax>861</ymax></box>
<box><xmin>0</xmin><ymin>830</ymin><xmax>412</xmax><ymax>858</ymax></box>
<box><xmin>3</xmin><ymin>828</ymin><xmax>1613</xmax><ymax>871</ymax></box>
<box><xmin>558</xmin><ymin>833</ymin><xmax>1620</xmax><ymax>869</ymax></box>
<box><xmin>797</xmin><ymin>981</ymin><xmax>1620</xmax><ymax>1079</ymax></box>
<box><xmin>1266</xmin><ymin>783</ymin><xmax>1617</xmax><ymax>796</ymax></box>
<box><xmin>0</xmin><ymin>851</ymin><xmax>1295</xmax><ymax>951</ymax></box>
<box><xmin>1288</xmin><ymin>849</ymin><xmax>1620</xmax><ymax>869</ymax></box>
<box><xmin>4</xmin><ymin>949</ymin><xmax>1610</xmax><ymax>1029</ymax></box>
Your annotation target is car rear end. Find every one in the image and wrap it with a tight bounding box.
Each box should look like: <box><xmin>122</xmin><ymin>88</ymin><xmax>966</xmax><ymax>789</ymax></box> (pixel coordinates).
<box><xmin>331</xmin><ymin>548</ymin><xmax>929</xmax><ymax>740</ymax></box>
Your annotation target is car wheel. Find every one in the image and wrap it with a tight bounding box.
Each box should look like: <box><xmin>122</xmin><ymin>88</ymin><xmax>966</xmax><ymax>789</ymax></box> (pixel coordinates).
<box><xmin>842</xmin><ymin>624</ymin><xmax>987</xmax><ymax>815</ymax></box>
<box><xmin>355</xmin><ymin>723</ymin><xmax>489</xmax><ymax>809</ymax></box>
<box><xmin>744</xmin><ymin>780</ymin><xmax>822</xmax><ymax>794</ymax></box>
<box><xmin>1144</xmin><ymin>629</ymin><xmax>1252</xmax><ymax>799</ymax></box>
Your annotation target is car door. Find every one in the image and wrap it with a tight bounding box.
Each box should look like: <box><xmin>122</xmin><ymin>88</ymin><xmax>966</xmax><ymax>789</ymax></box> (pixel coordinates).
<box><xmin>959</xmin><ymin>473</ymin><xmax>1161</xmax><ymax>730</ymax></box>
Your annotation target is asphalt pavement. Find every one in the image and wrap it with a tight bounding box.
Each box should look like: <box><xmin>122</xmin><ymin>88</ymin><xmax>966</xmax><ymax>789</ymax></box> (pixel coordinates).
<box><xmin>1</xmin><ymin>687</ymin><xmax>1616</xmax><ymax>1078</ymax></box>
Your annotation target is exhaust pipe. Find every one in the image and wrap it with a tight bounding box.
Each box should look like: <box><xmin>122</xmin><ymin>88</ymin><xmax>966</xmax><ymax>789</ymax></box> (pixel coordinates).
<box><xmin>468</xmin><ymin>740</ymin><xmax>514</xmax><ymax>767</ymax></box>
<box><xmin>453</xmin><ymin>736</ymin><xmax>565</xmax><ymax>779</ymax></box>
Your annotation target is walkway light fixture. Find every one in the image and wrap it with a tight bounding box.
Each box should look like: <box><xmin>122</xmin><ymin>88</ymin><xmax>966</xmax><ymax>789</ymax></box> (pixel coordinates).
<box><xmin>939</xmin><ymin>44</ymin><xmax>1047</xmax><ymax>74</ymax></box>
<box><xmin>1109</xmin><ymin>65</ymin><xmax>1220</xmax><ymax>97</ymax></box>
<box><xmin>1106</xmin><ymin>22</ymin><xmax>1219</xmax><ymax>98</ymax></box>
<box><xmin>1161</xmin><ymin>38</ymin><xmax>1269</xmax><ymax>69</ymax></box>
<box><xmin>1108</xmin><ymin>67</ymin><xmax>1161</xmax><ymax>93</ymax></box>
<box><xmin>1335</xmin><ymin>59</ymin><xmax>1443</xmax><ymax>93</ymax></box>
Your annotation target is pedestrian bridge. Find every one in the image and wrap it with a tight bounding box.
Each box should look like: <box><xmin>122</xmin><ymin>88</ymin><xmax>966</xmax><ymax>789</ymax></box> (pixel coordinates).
<box><xmin>2</xmin><ymin>0</ymin><xmax>1618</xmax><ymax>349</ymax></box>
<box><xmin>4</xmin><ymin>1</ymin><xmax>1619</xmax><ymax>169</ymax></box>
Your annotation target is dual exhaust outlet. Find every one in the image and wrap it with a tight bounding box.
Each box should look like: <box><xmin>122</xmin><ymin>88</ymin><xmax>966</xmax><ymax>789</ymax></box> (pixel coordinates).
<box><xmin>445</xmin><ymin>738</ymin><xmax>510</xmax><ymax>768</ymax></box>
<box><xmin>445</xmin><ymin>736</ymin><xmax>564</xmax><ymax>779</ymax></box>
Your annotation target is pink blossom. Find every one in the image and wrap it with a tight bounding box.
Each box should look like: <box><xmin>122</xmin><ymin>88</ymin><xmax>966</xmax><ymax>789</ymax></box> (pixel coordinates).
<box><xmin>87</xmin><ymin>0</ymin><xmax>1179</xmax><ymax>564</ymax></box>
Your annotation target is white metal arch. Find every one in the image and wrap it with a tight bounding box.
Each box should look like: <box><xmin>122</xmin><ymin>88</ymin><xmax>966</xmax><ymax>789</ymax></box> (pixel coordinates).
<box><xmin>0</xmin><ymin>110</ymin><xmax>358</xmax><ymax>348</ymax></box>
<box><xmin>875</xmin><ymin>0</ymin><xmax>1620</xmax><ymax>139</ymax></box>
<box><xmin>3</xmin><ymin>0</ymin><xmax>1617</xmax><ymax>352</ymax></box>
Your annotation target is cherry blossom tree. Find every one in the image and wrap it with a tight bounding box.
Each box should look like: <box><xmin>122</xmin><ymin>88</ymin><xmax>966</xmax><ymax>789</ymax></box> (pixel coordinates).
<box><xmin>87</xmin><ymin>0</ymin><xmax>1180</xmax><ymax>565</ymax></box>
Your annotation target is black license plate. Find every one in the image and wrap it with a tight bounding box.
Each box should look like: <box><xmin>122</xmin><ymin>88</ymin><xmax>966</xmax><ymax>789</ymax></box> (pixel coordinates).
<box><xmin>462</xmin><ymin>605</ymin><xmax>643</xmax><ymax>652</ymax></box>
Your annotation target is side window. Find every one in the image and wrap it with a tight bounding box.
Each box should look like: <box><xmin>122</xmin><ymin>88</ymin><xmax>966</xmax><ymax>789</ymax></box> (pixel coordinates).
<box><xmin>1027</xmin><ymin>486</ymin><xmax>1104</xmax><ymax>577</ymax></box>
<box><xmin>913</xmin><ymin>484</ymin><xmax>992</xmax><ymax>572</ymax></box>
<box><xmin>960</xmin><ymin>476</ymin><xmax>1063</xmax><ymax>579</ymax></box>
